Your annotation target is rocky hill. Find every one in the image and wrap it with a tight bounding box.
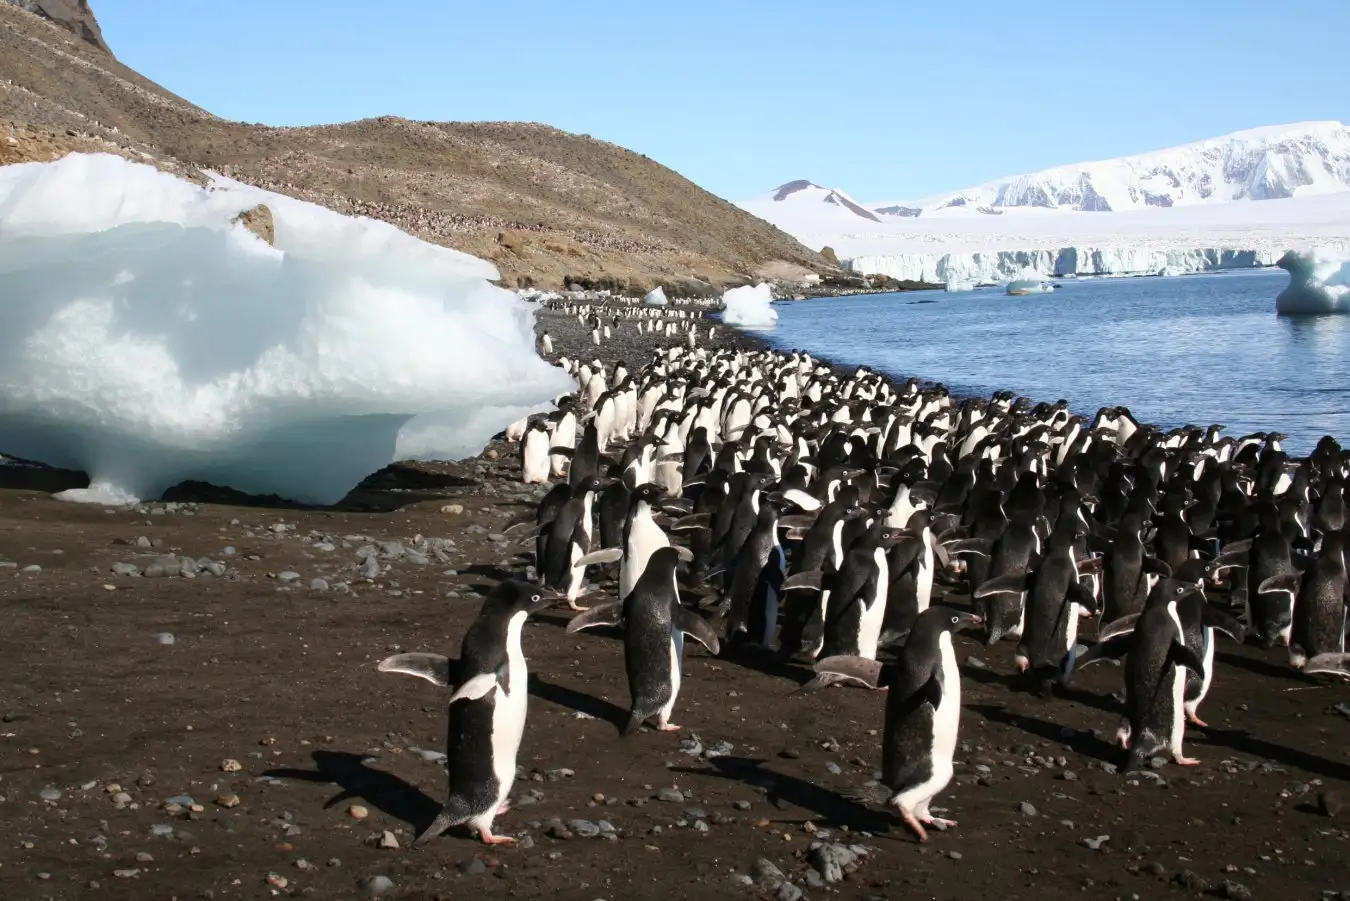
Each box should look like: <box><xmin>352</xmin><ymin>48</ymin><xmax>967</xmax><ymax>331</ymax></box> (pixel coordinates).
<box><xmin>0</xmin><ymin>2</ymin><xmax>826</xmax><ymax>292</ymax></box>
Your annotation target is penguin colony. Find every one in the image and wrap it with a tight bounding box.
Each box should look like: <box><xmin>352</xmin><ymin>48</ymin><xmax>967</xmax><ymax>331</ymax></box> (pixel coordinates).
<box><xmin>378</xmin><ymin>312</ymin><xmax>1350</xmax><ymax>848</ymax></box>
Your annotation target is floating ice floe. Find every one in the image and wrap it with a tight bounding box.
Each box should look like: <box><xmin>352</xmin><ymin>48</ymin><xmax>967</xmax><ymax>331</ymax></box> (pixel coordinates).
<box><xmin>1005</xmin><ymin>269</ymin><xmax>1056</xmax><ymax>295</ymax></box>
<box><xmin>642</xmin><ymin>286</ymin><xmax>669</xmax><ymax>307</ymax></box>
<box><xmin>721</xmin><ymin>283</ymin><xmax>778</xmax><ymax>328</ymax></box>
<box><xmin>0</xmin><ymin>153</ymin><xmax>574</xmax><ymax>505</ymax></box>
<box><xmin>1275</xmin><ymin>248</ymin><xmax>1350</xmax><ymax>314</ymax></box>
<box><xmin>943</xmin><ymin>278</ymin><xmax>975</xmax><ymax>292</ymax></box>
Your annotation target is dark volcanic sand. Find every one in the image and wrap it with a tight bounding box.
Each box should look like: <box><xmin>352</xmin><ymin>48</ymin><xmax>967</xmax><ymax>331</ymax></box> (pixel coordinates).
<box><xmin>1</xmin><ymin>306</ymin><xmax>1349</xmax><ymax>901</ymax></box>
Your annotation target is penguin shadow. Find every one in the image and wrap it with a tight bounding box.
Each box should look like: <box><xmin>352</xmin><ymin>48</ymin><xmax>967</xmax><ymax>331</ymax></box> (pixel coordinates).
<box><xmin>263</xmin><ymin>750</ymin><xmax>440</xmax><ymax>833</ymax></box>
<box><xmin>668</xmin><ymin>756</ymin><xmax>896</xmax><ymax>835</ymax></box>
<box><xmin>526</xmin><ymin>672</ymin><xmax>630</xmax><ymax>732</ymax></box>
<box><xmin>714</xmin><ymin>645</ymin><xmax>816</xmax><ymax>686</ymax></box>
<box><xmin>967</xmin><ymin>703</ymin><xmax>1120</xmax><ymax>764</ymax></box>
<box><xmin>1193</xmin><ymin>726</ymin><xmax>1350</xmax><ymax>783</ymax></box>
<box><xmin>1217</xmin><ymin>647</ymin><xmax>1317</xmax><ymax>683</ymax></box>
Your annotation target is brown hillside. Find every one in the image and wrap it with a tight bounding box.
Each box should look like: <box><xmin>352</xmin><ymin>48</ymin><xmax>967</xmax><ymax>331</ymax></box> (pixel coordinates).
<box><xmin>0</xmin><ymin>2</ymin><xmax>826</xmax><ymax>291</ymax></box>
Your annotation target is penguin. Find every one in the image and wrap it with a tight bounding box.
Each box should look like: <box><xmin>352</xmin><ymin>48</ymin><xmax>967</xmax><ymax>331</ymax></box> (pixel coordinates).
<box><xmin>376</xmin><ymin>580</ymin><xmax>557</xmax><ymax>845</ymax></box>
<box><xmin>814</xmin><ymin>606</ymin><xmax>982</xmax><ymax>842</ymax></box>
<box><xmin>1269</xmin><ymin>530</ymin><xmax>1350</xmax><ymax>668</ymax></box>
<box><xmin>566</xmin><ymin>547</ymin><xmax>720</xmax><ymax>734</ymax></box>
<box><xmin>538</xmin><ymin>475</ymin><xmax>607</xmax><ymax>610</ymax></box>
<box><xmin>520</xmin><ymin>419</ymin><xmax>552</xmax><ymax>485</ymax></box>
<box><xmin>1061</xmin><ymin>582</ymin><xmax>1208</xmax><ymax>771</ymax></box>
<box><xmin>539</xmin><ymin>330</ymin><xmax>553</xmax><ymax>356</ymax></box>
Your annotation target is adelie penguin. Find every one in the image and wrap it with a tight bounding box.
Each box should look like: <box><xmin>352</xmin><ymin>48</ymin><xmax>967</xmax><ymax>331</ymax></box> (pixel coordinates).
<box><xmin>1061</xmin><ymin>581</ymin><xmax>1209</xmax><ymax>771</ymax></box>
<box><xmin>814</xmin><ymin>606</ymin><xmax>982</xmax><ymax>842</ymax></box>
<box><xmin>376</xmin><ymin>580</ymin><xmax>558</xmax><ymax>845</ymax></box>
<box><xmin>566</xmin><ymin>547</ymin><xmax>720</xmax><ymax>734</ymax></box>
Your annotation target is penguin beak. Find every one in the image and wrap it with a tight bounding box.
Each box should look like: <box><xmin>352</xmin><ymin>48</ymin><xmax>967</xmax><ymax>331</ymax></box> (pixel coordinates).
<box><xmin>533</xmin><ymin>589</ymin><xmax>568</xmax><ymax>608</ymax></box>
<box><xmin>956</xmin><ymin>612</ymin><xmax>983</xmax><ymax>631</ymax></box>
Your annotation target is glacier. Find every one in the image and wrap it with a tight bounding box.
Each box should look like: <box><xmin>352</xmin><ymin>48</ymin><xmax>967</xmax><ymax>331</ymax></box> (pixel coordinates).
<box><xmin>1275</xmin><ymin>249</ymin><xmax>1350</xmax><ymax>315</ymax></box>
<box><xmin>721</xmin><ymin>283</ymin><xmax>778</xmax><ymax>328</ymax></box>
<box><xmin>844</xmin><ymin>245</ymin><xmax>1284</xmax><ymax>284</ymax></box>
<box><xmin>0</xmin><ymin>153</ymin><xmax>575</xmax><ymax>505</ymax></box>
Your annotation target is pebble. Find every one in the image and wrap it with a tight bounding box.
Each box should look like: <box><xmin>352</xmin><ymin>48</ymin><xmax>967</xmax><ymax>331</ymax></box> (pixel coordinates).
<box><xmin>153</xmin><ymin>632</ymin><xmax>175</xmax><ymax>645</ymax></box>
<box><xmin>1019</xmin><ymin>801</ymin><xmax>1039</xmax><ymax>817</ymax></box>
<box><xmin>149</xmin><ymin>824</ymin><xmax>174</xmax><ymax>838</ymax></box>
<box><xmin>1174</xmin><ymin>870</ymin><xmax>1211</xmax><ymax>892</ymax></box>
<box><xmin>216</xmin><ymin>793</ymin><xmax>240</xmax><ymax>808</ymax></box>
<box><xmin>824</xmin><ymin>761</ymin><xmax>842</xmax><ymax>775</ymax></box>
<box><xmin>1081</xmin><ymin>835</ymin><xmax>1110</xmax><ymax>850</ymax></box>
<box><xmin>1320</xmin><ymin>790</ymin><xmax>1344</xmax><ymax>818</ymax></box>
<box><xmin>809</xmin><ymin>843</ymin><xmax>855</xmax><ymax>883</ymax></box>
<box><xmin>277</xmin><ymin>571</ymin><xmax>301</xmax><ymax>583</ymax></box>
<box><xmin>363</xmin><ymin>875</ymin><xmax>395</xmax><ymax>897</ymax></box>
<box><xmin>458</xmin><ymin>858</ymin><xmax>487</xmax><ymax>875</ymax></box>
<box><xmin>776</xmin><ymin>883</ymin><xmax>804</xmax><ymax>901</ymax></box>
<box><xmin>1218</xmin><ymin>881</ymin><xmax>1253</xmax><ymax>900</ymax></box>
<box><xmin>657</xmin><ymin>787</ymin><xmax>685</xmax><ymax>803</ymax></box>
<box><xmin>753</xmin><ymin>858</ymin><xmax>786</xmax><ymax>888</ymax></box>
<box><xmin>378</xmin><ymin>830</ymin><xmax>400</xmax><ymax>849</ymax></box>
<box><xmin>310</xmin><ymin>578</ymin><xmax>330</xmax><ymax>591</ymax></box>
<box><xmin>22</xmin><ymin>564</ymin><xmax>41</xmax><ymax>573</ymax></box>
<box><xmin>220</xmin><ymin>759</ymin><xmax>243</xmax><ymax>773</ymax></box>
<box><xmin>39</xmin><ymin>786</ymin><xmax>62</xmax><ymax>802</ymax></box>
<box><xmin>568</xmin><ymin>819</ymin><xmax>601</xmax><ymax>838</ymax></box>
<box><xmin>733</xmin><ymin>800</ymin><xmax>752</xmax><ymax>810</ymax></box>
<box><xmin>112</xmin><ymin>563</ymin><xmax>141</xmax><ymax>576</ymax></box>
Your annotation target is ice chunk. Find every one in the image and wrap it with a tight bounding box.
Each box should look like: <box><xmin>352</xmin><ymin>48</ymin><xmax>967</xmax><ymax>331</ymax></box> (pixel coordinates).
<box><xmin>943</xmin><ymin>278</ymin><xmax>974</xmax><ymax>292</ymax></box>
<box><xmin>1005</xmin><ymin>268</ymin><xmax>1056</xmax><ymax>295</ymax></box>
<box><xmin>0</xmin><ymin>153</ymin><xmax>574</xmax><ymax>505</ymax></box>
<box><xmin>1275</xmin><ymin>248</ymin><xmax>1350</xmax><ymax>314</ymax></box>
<box><xmin>721</xmin><ymin>283</ymin><xmax>778</xmax><ymax>328</ymax></box>
<box><xmin>642</xmin><ymin>286</ymin><xmax>669</xmax><ymax>307</ymax></box>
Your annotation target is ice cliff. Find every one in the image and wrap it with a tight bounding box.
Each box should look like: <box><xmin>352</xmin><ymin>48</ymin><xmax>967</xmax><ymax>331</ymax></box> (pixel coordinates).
<box><xmin>0</xmin><ymin>153</ymin><xmax>574</xmax><ymax>505</ymax></box>
<box><xmin>843</xmin><ymin>245</ymin><xmax>1282</xmax><ymax>283</ymax></box>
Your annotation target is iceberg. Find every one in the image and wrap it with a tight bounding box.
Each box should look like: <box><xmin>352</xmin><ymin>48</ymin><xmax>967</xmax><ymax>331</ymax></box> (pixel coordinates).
<box><xmin>721</xmin><ymin>283</ymin><xmax>778</xmax><ymax>328</ymax></box>
<box><xmin>642</xmin><ymin>286</ymin><xmax>669</xmax><ymax>307</ymax></box>
<box><xmin>1275</xmin><ymin>248</ymin><xmax>1350</xmax><ymax>314</ymax></box>
<box><xmin>0</xmin><ymin>153</ymin><xmax>574</xmax><ymax>505</ymax></box>
<box><xmin>844</xmin><ymin>246</ymin><xmax>1283</xmax><ymax>284</ymax></box>
<box><xmin>943</xmin><ymin>278</ymin><xmax>975</xmax><ymax>292</ymax></box>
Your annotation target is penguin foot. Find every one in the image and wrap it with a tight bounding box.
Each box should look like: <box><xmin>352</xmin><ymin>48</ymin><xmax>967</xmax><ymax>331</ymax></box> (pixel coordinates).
<box><xmin>567</xmin><ymin>599</ymin><xmax>590</xmax><ymax>612</ymax></box>
<box><xmin>1185</xmin><ymin>712</ymin><xmax>1208</xmax><ymax>728</ymax></box>
<box><xmin>478</xmin><ymin>828</ymin><xmax>517</xmax><ymax>845</ymax></box>
<box><xmin>920</xmin><ymin>815</ymin><xmax>958</xmax><ymax>831</ymax></box>
<box><xmin>1173</xmin><ymin>755</ymin><xmax>1201</xmax><ymax>766</ymax></box>
<box><xmin>496</xmin><ymin>801</ymin><xmax>513</xmax><ymax>816</ymax></box>
<box><xmin>899</xmin><ymin>810</ymin><xmax>929</xmax><ymax>843</ymax></box>
<box><xmin>654</xmin><ymin>722</ymin><xmax>681</xmax><ymax>732</ymax></box>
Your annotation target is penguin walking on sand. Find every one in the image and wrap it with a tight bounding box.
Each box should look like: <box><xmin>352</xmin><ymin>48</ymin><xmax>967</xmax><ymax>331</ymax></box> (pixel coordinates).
<box><xmin>376</xmin><ymin>581</ymin><xmax>558</xmax><ymax>846</ymax></box>
<box><xmin>1061</xmin><ymin>581</ymin><xmax>1208</xmax><ymax>771</ymax></box>
<box><xmin>566</xmin><ymin>547</ymin><xmax>720</xmax><ymax>734</ymax></box>
<box><xmin>814</xmin><ymin>606</ymin><xmax>982</xmax><ymax>842</ymax></box>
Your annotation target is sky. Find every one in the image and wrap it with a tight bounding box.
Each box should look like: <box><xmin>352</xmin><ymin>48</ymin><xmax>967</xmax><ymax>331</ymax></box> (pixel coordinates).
<box><xmin>94</xmin><ymin>0</ymin><xmax>1350</xmax><ymax>203</ymax></box>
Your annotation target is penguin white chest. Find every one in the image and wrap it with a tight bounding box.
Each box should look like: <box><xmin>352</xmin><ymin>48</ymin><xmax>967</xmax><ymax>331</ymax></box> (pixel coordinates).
<box><xmin>931</xmin><ymin>633</ymin><xmax>961</xmax><ymax>762</ymax></box>
<box><xmin>492</xmin><ymin>612</ymin><xmax>531</xmax><ymax>792</ymax></box>
<box><xmin>622</xmin><ymin>511</ymin><xmax>668</xmax><ymax>599</ymax></box>
<box><xmin>856</xmin><ymin>547</ymin><xmax>890</xmax><ymax>659</ymax></box>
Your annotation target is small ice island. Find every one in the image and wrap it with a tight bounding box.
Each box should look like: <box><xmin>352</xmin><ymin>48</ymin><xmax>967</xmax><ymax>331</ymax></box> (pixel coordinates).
<box><xmin>1275</xmin><ymin>249</ymin><xmax>1350</xmax><ymax>314</ymax></box>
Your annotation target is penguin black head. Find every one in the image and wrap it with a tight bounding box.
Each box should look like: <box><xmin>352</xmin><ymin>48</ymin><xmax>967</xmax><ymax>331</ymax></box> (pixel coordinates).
<box><xmin>482</xmin><ymin>579</ymin><xmax>562</xmax><ymax>616</ymax></box>
<box><xmin>922</xmin><ymin>604</ymin><xmax>983</xmax><ymax>634</ymax></box>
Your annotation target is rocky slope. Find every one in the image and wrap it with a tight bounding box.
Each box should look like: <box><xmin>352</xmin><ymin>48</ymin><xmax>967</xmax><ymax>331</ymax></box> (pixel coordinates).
<box><xmin>0</xmin><ymin>2</ymin><xmax>827</xmax><ymax>291</ymax></box>
<box><xmin>4</xmin><ymin>0</ymin><xmax>107</xmax><ymax>52</ymax></box>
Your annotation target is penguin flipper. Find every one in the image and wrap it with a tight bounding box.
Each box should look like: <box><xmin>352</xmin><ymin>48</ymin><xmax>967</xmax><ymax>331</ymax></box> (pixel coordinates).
<box><xmin>813</xmin><ymin>655</ymin><xmax>886</xmax><ymax>689</ymax></box>
<box><xmin>670</xmin><ymin>513</ymin><xmax>711</xmax><ymax>532</ymax></box>
<box><xmin>1061</xmin><ymin>634</ymin><xmax>1130</xmax><ymax>680</ymax></box>
<box><xmin>1097</xmin><ymin>613</ymin><xmax>1141</xmax><ymax>643</ymax></box>
<box><xmin>973</xmin><ymin>573</ymin><xmax>1029</xmax><ymax>599</ymax></box>
<box><xmin>1069</xmin><ymin>580</ymin><xmax>1099</xmax><ymax>614</ymax></box>
<box><xmin>448</xmin><ymin>672</ymin><xmax>501</xmax><ymax>704</ymax></box>
<box><xmin>1169</xmin><ymin>642</ymin><xmax>1208</xmax><ymax>677</ymax></box>
<box><xmin>1200</xmin><ymin>604</ymin><xmax>1246</xmax><ymax>643</ymax></box>
<box><xmin>941</xmin><ymin>537</ymin><xmax>993</xmax><ymax>557</ymax></box>
<box><xmin>565</xmin><ymin>602</ymin><xmax>624</xmax><ymax>633</ymax></box>
<box><xmin>1258</xmin><ymin>573</ymin><xmax>1300</xmax><ymax>595</ymax></box>
<box><xmin>673</xmin><ymin>607</ymin><xmax>721</xmax><ymax>655</ymax></box>
<box><xmin>1302</xmin><ymin>653</ymin><xmax>1350</xmax><ymax>678</ymax></box>
<box><xmin>377</xmin><ymin>652</ymin><xmax>454</xmax><ymax>687</ymax></box>
<box><xmin>577</xmin><ymin>547</ymin><xmax>624</xmax><ymax>566</ymax></box>
<box><xmin>671</xmin><ymin>545</ymin><xmax>695</xmax><ymax>563</ymax></box>
<box><xmin>779</xmin><ymin>487</ymin><xmax>823</xmax><ymax>512</ymax></box>
<box><xmin>783</xmin><ymin>570</ymin><xmax>826</xmax><ymax>591</ymax></box>
<box><xmin>1141</xmin><ymin>556</ymin><xmax>1172</xmax><ymax>577</ymax></box>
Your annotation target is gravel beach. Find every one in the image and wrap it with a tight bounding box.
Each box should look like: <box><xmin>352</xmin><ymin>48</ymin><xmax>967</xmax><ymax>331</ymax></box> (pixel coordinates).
<box><xmin>0</xmin><ymin>302</ymin><xmax>1347</xmax><ymax>901</ymax></box>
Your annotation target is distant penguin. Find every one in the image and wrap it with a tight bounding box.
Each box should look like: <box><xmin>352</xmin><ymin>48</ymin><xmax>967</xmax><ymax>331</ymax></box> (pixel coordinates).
<box><xmin>520</xmin><ymin>420</ymin><xmax>552</xmax><ymax>485</ymax></box>
<box><xmin>539</xmin><ymin>331</ymin><xmax>553</xmax><ymax>356</ymax></box>
<box><xmin>376</xmin><ymin>580</ymin><xmax>556</xmax><ymax>845</ymax></box>
<box><xmin>566</xmin><ymin>547</ymin><xmax>720</xmax><ymax>734</ymax></box>
<box><xmin>814</xmin><ymin>606</ymin><xmax>982</xmax><ymax>842</ymax></box>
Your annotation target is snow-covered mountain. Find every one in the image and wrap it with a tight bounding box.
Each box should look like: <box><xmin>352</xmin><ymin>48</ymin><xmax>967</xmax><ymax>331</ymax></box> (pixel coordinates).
<box><xmin>735</xmin><ymin>122</ymin><xmax>1350</xmax><ymax>283</ymax></box>
<box><xmin>738</xmin><ymin>179</ymin><xmax>883</xmax><ymax>229</ymax></box>
<box><xmin>875</xmin><ymin>121</ymin><xmax>1350</xmax><ymax>215</ymax></box>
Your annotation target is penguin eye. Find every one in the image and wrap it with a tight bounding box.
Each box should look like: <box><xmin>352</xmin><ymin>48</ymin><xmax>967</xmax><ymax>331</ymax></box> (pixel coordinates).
<box><xmin>1175</xmin><ymin>586</ymin><xmax>1184</xmax><ymax>594</ymax></box>
<box><xmin>531</xmin><ymin>594</ymin><xmax>541</xmax><ymax>602</ymax></box>
<box><xmin>951</xmin><ymin>616</ymin><xmax>959</xmax><ymax>624</ymax></box>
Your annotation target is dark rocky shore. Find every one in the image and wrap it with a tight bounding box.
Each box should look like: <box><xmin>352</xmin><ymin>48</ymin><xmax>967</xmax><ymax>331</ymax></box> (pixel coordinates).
<box><xmin>0</xmin><ymin>302</ymin><xmax>1347</xmax><ymax>901</ymax></box>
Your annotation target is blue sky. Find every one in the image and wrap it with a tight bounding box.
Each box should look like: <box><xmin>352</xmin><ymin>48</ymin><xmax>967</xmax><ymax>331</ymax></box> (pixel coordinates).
<box><xmin>95</xmin><ymin>0</ymin><xmax>1348</xmax><ymax>203</ymax></box>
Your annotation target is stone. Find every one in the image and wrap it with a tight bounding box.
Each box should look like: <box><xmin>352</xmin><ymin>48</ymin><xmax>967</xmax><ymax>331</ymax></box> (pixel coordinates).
<box><xmin>1218</xmin><ymin>881</ymin><xmax>1252</xmax><ymax>900</ymax></box>
<box><xmin>362</xmin><ymin>875</ymin><xmax>395</xmax><ymax>897</ymax></box>
<box><xmin>458</xmin><ymin>858</ymin><xmax>487</xmax><ymax>875</ymax></box>
<box><xmin>1320</xmin><ymin>790</ymin><xmax>1344</xmax><ymax>818</ymax></box>
<box><xmin>753</xmin><ymin>858</ymin><xmax>786</xmax><ymax>888</ymax></box>
<box><xmin>776</xmin><ymin>883</ymin><xmax>804</xmax><ymax>901</ymax></box>
<box><xmin>1019</xmin><ymin>801</ymin><xmax>1039</xmax><ymax>817</ymax></box>
<box><xmin>568</xmin><ymin>819</ymin><xmax>600</xmax><ymax>838</ymax></box>
<box><xmin>39</xmin><ymin>786</ymin><xmax>62</xmax><ymax>802</ymax></box>
<box><xmin>221</xmin><ymin>759</ymin><xmax>243</xmax><ymax>772</ymax></box>
<box><xmin>657</xmin><ymin>787</ymin><xmax>685</xmax><ymax>803</ymax></box>
<box><xmin>809</xmin><ymin>843</ymin><xmax>855</xmax><ymax>883</ymax></box>
<box><xmin>153</xmin><ymin>632</ymin><xmax>175</xmax><ymax>646</ymax></box>
<box><xmin>378</xmin><ymin>830</ymin><xmax>399</xmax><ymax>849</ymax></box>
<box><xmin>232</xmin><ymin>204</ymin><xmax>275</xmax><ymax>245</ymax></box>
<box><xmin>216</xmin><ymin>793</ymin><xmax>240</xmax><ymax>808</ymax></box>
<box><xmin>277</xmin><ymin>571</ymin><xmax>301</xmax><ymax>583</ymax></box>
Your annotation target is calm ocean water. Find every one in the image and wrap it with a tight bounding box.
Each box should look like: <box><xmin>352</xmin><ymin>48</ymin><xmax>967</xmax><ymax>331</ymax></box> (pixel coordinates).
<box><xmin>760</xmin><ymin>269</ymin><xmax>1350</xmax><ymax>455</ymax></box>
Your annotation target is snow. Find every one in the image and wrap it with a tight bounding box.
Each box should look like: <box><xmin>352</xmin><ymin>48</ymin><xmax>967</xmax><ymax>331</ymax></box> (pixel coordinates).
<box><xmin>643</xmin><ymin>286</ymin><xmax>669</xmax><ymax>307</ymax></box>
<box><xmin>0</xmin><ymin>153</ymin><xmax>574</xmax><ymax>505</ymax></box>
<box><xmin>736</xmin><ymin>122</ymin><xmax>1350</xmax><ymax>281</ymax></box>
<box><xmin>721</xmin><ymin>283</ymin><xmax>778</xmax><ymax>328</ymax></box>
<box><xmin>1275</xmin><ymin>248</ymin><xmax>1350</xmax><ymax>315</ymax></box>
<box><xmin>943</xmin><ymin>278</ymin><xmax>974</xmax><ymax>292</ymax></box>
